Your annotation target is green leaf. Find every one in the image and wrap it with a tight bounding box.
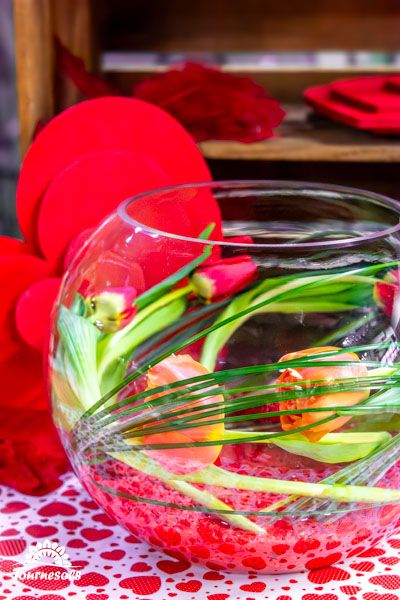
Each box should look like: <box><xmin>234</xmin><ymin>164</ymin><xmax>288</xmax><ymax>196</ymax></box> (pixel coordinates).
<box><xmin>57</xmin><ymin>305</ymin><xmax>102</xmax><ymax>411</ymax></box>
<box><xmin>183</xmin><ymin>463</ymin><xmax>400</xmax><ymax>505</ymax></box>
<box><xmin>200</xmin><ymin>286</ymin><xmax>259</xmax><ymax>370</ymax></box>
<box><xmin>200</xmin><ymin>273</ymin><xmax>374</xmax><ymax>371</ymax></box>
<box><xmin>98</xmin><ymin>295</ymin><xmax>187</xmax><ymax>384</ymax></box>
<box><xmin>272</xmin><ymin>431</ymin><xmax>392</xmax><ymax>463</ymax></box>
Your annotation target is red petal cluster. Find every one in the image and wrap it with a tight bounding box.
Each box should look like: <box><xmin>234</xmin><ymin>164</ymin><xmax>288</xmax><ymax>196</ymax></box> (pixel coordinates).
<box><xmin>134</xmin><ymin>63</ymin><xmax>285</xmax><ymax>143</ymax></box>
<box><xmin>55</xmin><ymin>37</ymin><xmax>119</xmax><ymax>98</ymax></box>
<box><xmin>56</xmin><ymin>42</ymin><xmax>285</xmax><ymax>143</ymax></box>
<box><xmin>0</xmin><ymin>97</ymin><xmax>213</xmax><ymax>494</ymax></box>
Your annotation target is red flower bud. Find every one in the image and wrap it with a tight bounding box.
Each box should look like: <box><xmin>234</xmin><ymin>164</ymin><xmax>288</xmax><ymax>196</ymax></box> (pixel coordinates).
<box><xmin>86</xmin><ymin>286</ymin><xmax>137</xmax><ymax>332</ymax></box>
<box><xmin>374</xmin><ymin>279</ymin><xmax>399</xmax><ymax>317</ymax></box>
<box><xmin>191</xmin><ymin>255</ymin><xmax>257</xmax><ymax>300</ymax></box>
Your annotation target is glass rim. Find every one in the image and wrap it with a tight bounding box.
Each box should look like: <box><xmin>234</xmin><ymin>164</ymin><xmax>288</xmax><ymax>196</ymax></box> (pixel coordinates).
<box><xmin>118</xmin><ymin>180</ymin><xmax>400</xmax><ymax>250</ymax></box>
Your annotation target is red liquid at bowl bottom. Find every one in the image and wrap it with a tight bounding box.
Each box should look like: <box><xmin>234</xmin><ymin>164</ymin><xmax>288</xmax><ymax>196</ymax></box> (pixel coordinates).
<box><xmin>79</xmin><ymin>450</ymin><xmax>400</xmax><ymax>574</ymax></box>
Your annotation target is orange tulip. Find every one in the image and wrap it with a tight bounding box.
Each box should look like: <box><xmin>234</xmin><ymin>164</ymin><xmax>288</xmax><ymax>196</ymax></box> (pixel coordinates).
<box><xmin>276</xmin><ymin>346</ymin><xmax>370</xmax><ymax>442</ymax></box>
<box><xmin>141</xmin><ymin>354</ymin><xmax>224</xmax><ymax>474</ymax></box>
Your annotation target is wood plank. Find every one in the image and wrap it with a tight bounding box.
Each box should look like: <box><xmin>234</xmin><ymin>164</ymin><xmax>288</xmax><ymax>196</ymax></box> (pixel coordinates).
<box><xmin>106</xmin><ymin>65</ymin><xmax>400</xmax><ymax>103</ymax></box>
<box><xmin>101</xmin><ymin>0</ymin><xmax>400</xmax><ymax>52</ymax></box>
<box><xmin>52</xmin><ymin>0</ymin><xmax>96</xmax><ymax>111</ymax></box>
<box><xmin>13</xmin><ymin>0</ymin><xmax>54</xmax><ymax>157</ymax></box>
<box><xmin>199</xmin><ymin>105</ymin><xmax>400</xmax><ymax>163</ymax></box>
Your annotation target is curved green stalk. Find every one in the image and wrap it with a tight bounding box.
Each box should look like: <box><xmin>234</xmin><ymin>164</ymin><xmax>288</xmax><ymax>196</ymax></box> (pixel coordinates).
<box><xmin>201</xmin><ymin>275</ymin><xmax>375</xmax><ymax>371</ymax></box>
<box><xmin>182</xmin><ymin>464</ymin><xmax>400</xmax><ymax>504</ymax></box>
<box><xmin>109</xmin><ymin>450</ymin><xmax>263</xmax><ymax>533</ymax></box>
<box><xmin>97</xmin><ymin>286</ymin><xmax>190</xmax><ymax>380</ymax></box>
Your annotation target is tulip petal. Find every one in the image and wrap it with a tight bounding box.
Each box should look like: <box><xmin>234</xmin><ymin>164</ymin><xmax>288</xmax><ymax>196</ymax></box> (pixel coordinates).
<box><xmin>15</xmin><ymin>277</ymin><xmax>61</xmax><ymax>351</ymax></box>
<box><xmin>141</xmin><ymin>355</ymin><xmax>224</xmax><ymax>473</ymax></box>
<box><xmin>37</xmin><ymin>150</ymin><xmax>173</xmax><ymax>269</ymax></box>
<box><xmin>0</xmin><ymin>254</ymin><xmax>50</xmax><ymax>358</ymax></box>
<box><xmin>16</xmin><ymin>97</ymin><xmax>211</xmax><ymax>246</ymax></box>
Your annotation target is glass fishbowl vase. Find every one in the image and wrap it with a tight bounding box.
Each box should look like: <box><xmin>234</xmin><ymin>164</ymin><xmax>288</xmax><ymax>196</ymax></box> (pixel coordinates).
<box><xmin>50</xmin><ymin>181</ymin><xmax>400</xmax><ymax>573</ymax></box>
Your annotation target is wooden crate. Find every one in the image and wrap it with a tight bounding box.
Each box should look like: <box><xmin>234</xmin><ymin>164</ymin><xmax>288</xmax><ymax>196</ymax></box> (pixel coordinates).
<box><xmin>13</xmin><ymin>0</ymin><xmax>400</xmax><ymax>183</ymax></box>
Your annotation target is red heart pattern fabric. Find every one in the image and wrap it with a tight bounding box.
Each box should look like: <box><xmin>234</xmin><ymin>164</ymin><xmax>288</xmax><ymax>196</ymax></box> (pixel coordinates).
<box><xmin>0</xmin><ymin>474</ymin><xmax>400</xmax><ymax>599</ymax></box>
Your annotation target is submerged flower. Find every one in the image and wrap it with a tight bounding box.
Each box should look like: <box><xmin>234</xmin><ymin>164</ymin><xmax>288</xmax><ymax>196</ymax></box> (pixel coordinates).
<box><xmin>141</xmin><ymin>354</ymin><xmax>224</xmax><ymax>474</ymax></box>
<box><xmin>276</xmin><ymin>346</ymin><xmax>370</xmax><ymax>442</ymax></box>
<box><xmin>86</xmin><ymin>286</ymin><xmax>137</xmax><ymax>332</ymax></box>
<box><xmin>374</xmin><ymin>270</ymin><xmax>400</xmax><ymax>316</ymax></box>
<box><xmin>191</xmin><ymin>255</ymin><xmax>257</xmax><ymax>301</ymax></box>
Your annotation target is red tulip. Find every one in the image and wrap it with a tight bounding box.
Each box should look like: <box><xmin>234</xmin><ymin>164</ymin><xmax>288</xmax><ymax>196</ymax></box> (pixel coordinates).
<box><xmin>86</xmin><ymin>286</ymin><xmax>138</xmax><ymax>332</ymax></box>
<box><xmin>191</xmin><ymin>255</ymin><xmax>257</xmax><ymax>301</ymax></box>
<box><xmin>141</xmin><ymin>355</ymin><xmax>224</xmax><ymax>474</ymax></box>
<box><xmin>374</xmin><ymin>270</ymin><xmax>400</xmax><ymax>316</ymax></box>
<box><xmin>276</xmin><ymin>346</ymin><xmax>370</xmax><ymax>442</ymax></box>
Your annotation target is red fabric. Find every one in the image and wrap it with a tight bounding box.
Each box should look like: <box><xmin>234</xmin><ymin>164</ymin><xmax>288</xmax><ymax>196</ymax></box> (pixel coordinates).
<box><xmin>37</xmin><ymin>150</ymin><xmax>172</xmax><ymax>269</ymax></box>
<box><xmin>305</xmin><ymin>76</ymin><xmax>400</xmax><ymax>134</ymax></box>
<box><xmin>17</xmin><ymin>97</ymin><xmax>211</xmax><ymax>247</ymax></box>
<box><xmin>191</xmin><ymin>254</ymin><xmax>258</xmax><ymax>300</ymax></box>
<box><xmin>55</xmin><ymin>42</ymin><xmax>285</xmax><ymax>144</ymax></box>
<box><xmin>135</xmin><ymin>62</ymin><xmax>285</xmax><ymax>143</ymax></box>
<box><xmin>0</xmin><ymin>409</ymin><xmax>67</xmax><ymax>495</ymax></box>
<box><xmin>0</xmin><ymin>97</ymin><xmax>216</xmax><ymax>495</ymax></box>
<box><xmin>15</xmin><ymin>278</ymin><xmax>61</xmax><ymax>351</ymax></box>
<box><xmin>55</xmin><ymin>37</ymin><xmax>119</xmax><ymax>99</ymax></box>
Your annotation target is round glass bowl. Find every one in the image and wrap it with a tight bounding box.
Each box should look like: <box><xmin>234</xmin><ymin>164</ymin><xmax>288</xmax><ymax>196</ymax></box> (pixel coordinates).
<box><xmin>50</xmin><ymin>181</ymin><xmax>400</xmax><ymax>573</ymax></box>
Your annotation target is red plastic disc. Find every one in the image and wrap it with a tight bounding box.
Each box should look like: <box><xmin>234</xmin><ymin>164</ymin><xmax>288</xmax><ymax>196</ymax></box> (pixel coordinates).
<box><xmin>17</xmin><ymin>97</ymin><xmax>211</xmax><ymax>246</ymax></box>
<box><xmin>37</xmin><ymin>149</ymin><xmax>172</xmax><ymax>269</ymax></box>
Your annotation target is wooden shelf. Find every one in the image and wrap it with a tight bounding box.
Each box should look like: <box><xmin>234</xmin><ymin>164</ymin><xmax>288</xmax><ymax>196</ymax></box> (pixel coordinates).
<box><xmin>199</xmin><ymin>105</ymin><xmax>400</xmax><ymax>163</ymax></box>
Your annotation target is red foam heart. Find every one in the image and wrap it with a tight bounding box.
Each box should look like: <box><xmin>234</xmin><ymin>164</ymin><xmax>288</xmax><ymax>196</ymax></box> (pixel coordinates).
<box><xmin>37</xmin><ymin>150</ymin><xmax>172</xmax><ymax>269</ymax></box>
<box><xmin>17</xmin><ymin>97</ymin><xmax>211</xmax><ymax>246</ymax></box>
<box><xmin>0</xmin><ymin>254</ymin><xmax>49</xmax><ymax>356</ymax></box>
<box><xmin>0</xmin><ymin>236</ymin><xmax>28</xmax><ymax>255</ymax></box>
<box><xmin>15</xmin><ymin>277</ymin><xmax>60</xmax><ymax>350</ymax></box>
